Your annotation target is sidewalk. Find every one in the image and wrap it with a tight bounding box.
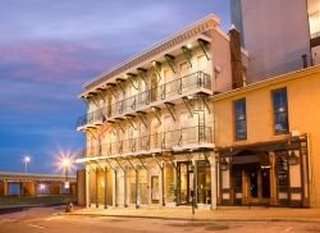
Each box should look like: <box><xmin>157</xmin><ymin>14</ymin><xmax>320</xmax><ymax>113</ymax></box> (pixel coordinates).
<box><xmin>69</xmin><ymin>206</ymin><xmax>320</xmax><ymax>222</ymax></box>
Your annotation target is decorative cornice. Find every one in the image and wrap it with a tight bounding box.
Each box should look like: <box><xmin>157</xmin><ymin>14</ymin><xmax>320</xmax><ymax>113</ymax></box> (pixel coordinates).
<box><xmin>211</xmin><ymin>65</ymin><xmax>320</xmax><ymax>102</ymax></box>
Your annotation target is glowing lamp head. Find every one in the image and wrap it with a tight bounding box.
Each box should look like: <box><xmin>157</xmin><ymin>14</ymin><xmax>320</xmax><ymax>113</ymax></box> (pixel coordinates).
<box><xmin>186</xmin><ymin>43</ymin><xmax>193</xmax><ymax>49</ymax></box>
<box><xmin>152</xmin><ymin>60</ymin><xmax>158</xmax><ymax>66</ymax></box>
<box><xmin>24</xmin><ymin>156</ymin><xmax>31</xmax><ymax>163</ymax></box>
<box><xmin>55</xmin><ymin>151</ymin><xmax>76</xmax><ymax>174</ymax></box>
<box><xmin>62</xmin><ymin>158</ymin><xmax>72</xmax><ymax>169</ymax></box>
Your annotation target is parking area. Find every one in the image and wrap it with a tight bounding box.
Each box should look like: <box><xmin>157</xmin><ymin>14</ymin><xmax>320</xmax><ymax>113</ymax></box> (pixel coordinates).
<box><xmin>1</xmin><ymin>207</ymin><xmax>320</xmax><ymax>233</ymax></box>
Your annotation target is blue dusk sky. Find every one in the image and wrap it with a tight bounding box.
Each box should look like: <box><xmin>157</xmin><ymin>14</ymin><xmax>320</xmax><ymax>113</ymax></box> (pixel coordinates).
<box><xmin>0</xmin><ymin>0</ymin><xmax>230</xmax><ymax>174</ymax></box>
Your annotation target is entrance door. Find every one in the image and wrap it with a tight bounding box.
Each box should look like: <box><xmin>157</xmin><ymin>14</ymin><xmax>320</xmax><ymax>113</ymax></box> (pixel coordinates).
<box><xmin>177</xmin><ymin>162</ymin><xmax>193</xmax><ymax>205</ymax></box>
<box><xmin>232</xmin><ymin>163</ymin><xmax>271</xmax><ymax>206</ymax></box>
<box><xmin>197</xmin><ymin>161</ymin><xmax>211</xmax><ymax>204</ymax></box>
<box><xmin>246</xmin><ymin>166</ymin><xmax>271</xmax><ymax>205</ymax></box>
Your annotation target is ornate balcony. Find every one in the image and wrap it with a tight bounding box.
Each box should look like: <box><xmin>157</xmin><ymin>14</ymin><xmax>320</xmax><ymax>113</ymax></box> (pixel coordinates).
<box><xmin>81</xmin><ymin>126</ymin><xmax>214</xmax><ymax>159</ymax></box>
<box><xmin>76</xmin><ymin>71</ymin><xmax>212</xmax><ymax>129</ymax></box>
<box><xmin>110</xmin><ymin>71</ymin><xmax>212</xmax><ymax>119</ymax></box>
<box><xmin>76</xmin><ymin>108</ymin><xmax>105</xmax><ymax>131</ymax></box>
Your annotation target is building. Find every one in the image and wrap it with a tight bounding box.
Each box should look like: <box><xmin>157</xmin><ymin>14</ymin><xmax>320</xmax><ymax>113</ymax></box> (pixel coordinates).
<box><xmin>309</xmin><ymin>0</ymin><xmax>320</xmax><ymax>65</ymax></box>
<box><xmin>231</xmin><ymin>0</ymin><xmax>320</xmax><ymax>82</ymax></box>
<box><xmin>0</xmin><ymin>172</ymin><xmax>77</xmax><ymax>197</ymax></box>
<box><xmin>76</xmin><ymin>15</ymin><xmax>248</xmax><ymax>209</ymax></box>
<box><xmin>213</xmin><ymin>65</ymin><xmax>320</xmax><ymax>208</ymax></box>
<box><xmin>76</xmin><ymin>4</ymin><xmax>320</xmax><ymax>209</ymax></box>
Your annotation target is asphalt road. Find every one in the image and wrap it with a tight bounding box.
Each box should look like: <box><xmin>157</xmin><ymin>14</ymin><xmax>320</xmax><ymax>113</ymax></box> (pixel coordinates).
<box><xmin>0</xmin><ymin>207</ymin><xmax>319</xmax><ymax>233</ymax></box>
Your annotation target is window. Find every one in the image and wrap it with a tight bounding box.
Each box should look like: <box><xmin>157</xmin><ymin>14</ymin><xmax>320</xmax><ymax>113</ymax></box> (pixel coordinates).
<box><xmin>180</xmin><ymin>61</ymin><xmax>191</xmax><ymax>76</ymax></box>
<box><xmin>272</xmin><ymin>88</ymin><xmax>289</xmax><ymax>134</ymax></box>
<box><xmin>309</xmin><ymin>10</ymin><xmax>320</xmax><ymax>39</ymax></box>
<box><xmin>197</xmin><ymin>55</ymin><xmax>207</xmax><ymax>72</ymax></box>
<box><xmin>277</xmin><ymin>151</ymin><xmax>289</xmax><ymax>193</ymax></box>
<box><xmin>234</xmin><ymin>98</ymin><xmax>247</xmax><ymax>140</ymax></box>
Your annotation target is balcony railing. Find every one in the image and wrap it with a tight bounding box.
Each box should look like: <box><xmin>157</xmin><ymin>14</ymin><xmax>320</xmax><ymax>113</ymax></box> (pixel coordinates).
<box><xmin>76</xmin><ymin>108</ymin><xmax>105</xmax><ymax>129</ymax></box>
<box><xmin>76</xmin><ymin>71</ymin><xmax>211</xmax><ymax>129</ymax></box>
<box><xmin>82</xmin><ymin>126</ymin><xmax>213</xmax><ymax>158</ymax></box>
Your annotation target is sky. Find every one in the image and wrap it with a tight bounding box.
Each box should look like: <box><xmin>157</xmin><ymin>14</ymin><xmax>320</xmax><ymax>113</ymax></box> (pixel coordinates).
<box><xmin>0</xmin><ymin>0</ymin><xmax>230</xmax><ymax>174</ymax></box>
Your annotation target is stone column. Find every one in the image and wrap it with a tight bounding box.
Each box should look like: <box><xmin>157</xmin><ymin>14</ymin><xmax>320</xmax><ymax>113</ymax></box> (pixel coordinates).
<box><xmin>148</xmin><ymin>169</ymin><xmax>152</xmax><ymax>205</ymax></box>
<box><xmin>135</xmin><ymin>168</ymin><xmax>139</xmax><ymax>209</ymax></box>
<box><xmin>172</xmin><ymin>161</ymin><xmax>178</xmax><ymax>206</ymax></box>
<box><xmin>210</xmin><ymin>153</ymin><xmax>217</xmax><ymax>210</ymax></box>
<box><xmin>192</xmin><ymin>159</ymin><xmax>198</xmax><ymax>208</ymax></box>
<box><xmin>124</xmin><ymin>169</ymin><xmax>128</xmax><ymax>208</ymax></box>
<box><xmin>85</xmin><ymin>167</ymin><xmax>90</xmax><ymax>208</ymax></box>
<box><xmin>113</xmin><ymin>170</ymin><xmax>118</xmax><ymax>207</ymax></box>
<box><xmin>160</xmin><ymin>162</ymin><xmax>165</xmax><ymax>207</ymax></box>
<box><xmin>104</xmin><ymin>167</ymin><xmax>108</xmax><ymax>209</ymax></box>
<box><xmin>95</xmin><ymin>168</ymin><xmax>99</xmax><ymax>208</ymax></box>
<box><xmin>175</xmin><ymin>163</ymin><xmax>180</xmax><ymax>205</ymax></box>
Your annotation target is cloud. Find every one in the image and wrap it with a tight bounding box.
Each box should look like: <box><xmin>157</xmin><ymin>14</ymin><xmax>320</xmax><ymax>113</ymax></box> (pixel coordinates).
<box><xmin>0</xmin><ymin>40</ymin><xmax>111</xmax><ymax>84</ymax></box>
<box><xmin>0</xmin><ymin>0</ymin><xmax>230</xmax><ymax>173</ymax></box>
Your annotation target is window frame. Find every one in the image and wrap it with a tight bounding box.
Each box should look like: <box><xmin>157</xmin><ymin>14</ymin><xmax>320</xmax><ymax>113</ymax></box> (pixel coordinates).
<box><xmin>271</xmin><ymin>87</ymin><xmax>289</xmax><ymax>135</ymax></box>
<box><xmin>233</xmin><ymin>98</ymin><xmax>247</xmax><ymax>141</ymax></box>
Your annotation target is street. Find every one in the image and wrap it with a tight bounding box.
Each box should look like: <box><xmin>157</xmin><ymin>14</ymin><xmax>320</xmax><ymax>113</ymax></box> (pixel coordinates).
<box><xmin>0</xmin><ymin>207</ymin><xmax>320</xmax><ymax>233</ymax></box>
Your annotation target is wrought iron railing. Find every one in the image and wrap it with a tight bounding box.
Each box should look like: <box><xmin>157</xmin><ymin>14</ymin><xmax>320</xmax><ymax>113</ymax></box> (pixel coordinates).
<box><xmin>76</xmin><ymin>71</ymin><xmax>211</xmax><ymax>128</ymax></box>
<box><xmin>81</xmin><ymin>126</ymin><xmax>213</xmax><ymax>158</ymax></box>
<box><xmin>76</xmin><ymin>108</ymin><xmax>105</xmax><ymax>129</ymax></box>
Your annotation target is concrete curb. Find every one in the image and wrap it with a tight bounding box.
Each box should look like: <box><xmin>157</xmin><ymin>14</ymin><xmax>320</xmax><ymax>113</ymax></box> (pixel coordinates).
<box><xmin>66</xmin><ymin>212</ymin><xmax>320</xmax><ymax>223</ymax></box>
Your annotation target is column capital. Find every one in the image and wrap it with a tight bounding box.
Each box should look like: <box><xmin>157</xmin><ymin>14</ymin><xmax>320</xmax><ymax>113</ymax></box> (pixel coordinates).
<box><xmin>208</xmin><ymin>152</ymin><xmax>218</xmax><ymax>166</ymax></box>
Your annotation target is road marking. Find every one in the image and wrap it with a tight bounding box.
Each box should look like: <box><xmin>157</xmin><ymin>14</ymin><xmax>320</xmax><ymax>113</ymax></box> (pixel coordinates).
<box><xmin>45</xmin><ymin>216</ymin><xmax>64</xmax><ymax>221</ymax></box>
<box><xmin>284</xmin><ymin>227</ymin><xmax>293</xmax><ymax>232</ymax></box>
<box><xmin>0</xmin><ymin>219</ymin><xmax>16</xmax><ymax>223</ymax></box>
<box><xmin>28</xmin><ymin>223</ymin><xmax>46</xmax><ymax>229</ymax></box>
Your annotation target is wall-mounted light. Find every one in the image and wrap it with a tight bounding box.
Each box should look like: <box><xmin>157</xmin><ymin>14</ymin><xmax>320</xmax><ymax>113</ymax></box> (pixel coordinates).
<box><xmin>219</xmin><ymin>157</ymin><xmax>229</xmax><ymax>171</ymax></box>
<box><xmin>288</xmin><ymin>150</ymin><xmax>299</xmax><ymax>165</ymax></box>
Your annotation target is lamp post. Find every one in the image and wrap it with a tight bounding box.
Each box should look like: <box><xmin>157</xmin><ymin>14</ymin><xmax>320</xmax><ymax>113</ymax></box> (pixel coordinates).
<box><xmin>57</xmin><ymin>153</ymin><xmax>74</xmax><ymax>212</ymax></box>
<box><xmin>61</xmin><ymin>158</ymin><xmax>72</xmax><ymax>190</ymax></box>
<box><xmin>23</xmin><ymin>156</ymin><xmax>31</xmax><ymax>173</ymax></box>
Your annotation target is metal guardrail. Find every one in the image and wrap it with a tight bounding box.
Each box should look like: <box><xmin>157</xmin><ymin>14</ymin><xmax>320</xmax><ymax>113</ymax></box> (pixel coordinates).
<box><xmin>81</xmin><ymin>126</ymin><xmax>213</xmax><ymax>158</ymax></box>
<box><xmin>76</xmin><ymin>71</ymin><xmax>211</xmax><ymax>128</ymax></box>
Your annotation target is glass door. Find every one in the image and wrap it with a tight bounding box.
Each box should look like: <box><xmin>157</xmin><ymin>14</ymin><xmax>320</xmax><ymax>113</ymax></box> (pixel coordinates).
<box><xmin>246</xmin><ymin>165</ymin><xmax>271</xmax><ymax>205</ymax></box>
<box><xmin>197</xmin><ymin>161</ymin><xmax>211</xmax><ymax>204</ymax></box>
<box><xmin>177</xmin><ymin>162</ymin><xmax>193</xmax><ymax>205</ymax></box>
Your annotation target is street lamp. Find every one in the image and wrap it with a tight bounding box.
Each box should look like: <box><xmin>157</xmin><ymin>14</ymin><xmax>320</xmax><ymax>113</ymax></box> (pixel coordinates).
<box><xmin>23</xmin><ymin>156</ymin><xmax>31</xmax><ymax>173</ymax></box>
<box><xmin>61</xmin><ymin>157</ymin><xmax>72</xmax><ymax>190</ymax></box>
<box><xmin>56</xmin><ymin>151</ymin><xmax>76</xmax><ymax>192</ymax></box>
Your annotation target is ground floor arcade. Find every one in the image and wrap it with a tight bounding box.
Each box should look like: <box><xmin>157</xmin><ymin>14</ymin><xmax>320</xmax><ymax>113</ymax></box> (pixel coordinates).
<box><xmin>84</xmin><ymin>151</ymin><xmax>218</xmax><ymax>209</ymax></box>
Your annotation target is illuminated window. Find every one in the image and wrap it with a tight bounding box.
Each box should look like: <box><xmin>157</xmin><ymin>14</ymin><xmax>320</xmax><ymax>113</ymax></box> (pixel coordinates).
<box><xmin>234</xmin><ymin>98</ymin><xmax>247</xmax><ymax>140</ymax></box>
<box><xmin>309</xmin><ymin>11</ymin><xmax>320</xmax><ymax>38</ymax></box>
<box><xmin>272</xmin><ymin>88</ymin><xmax>289</xmax><ymax>134</ymax></box>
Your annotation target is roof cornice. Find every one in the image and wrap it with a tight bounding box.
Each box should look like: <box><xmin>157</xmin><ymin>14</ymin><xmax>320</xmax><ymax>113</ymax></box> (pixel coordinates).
<box><xmin>83</xmin><ymin>14</ymin><xmax>221</xmax><ymax>92</ymax></box>
<box><xmin>211</xmin><ymin>65</ymin><xmax>320</xmax><ymax>102</ymax></box>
